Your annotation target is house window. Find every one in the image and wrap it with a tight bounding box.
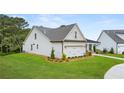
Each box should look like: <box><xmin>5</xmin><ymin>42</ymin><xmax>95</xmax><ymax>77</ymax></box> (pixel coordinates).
<box><xmin>31</xmin><ymin>44</ymin><xmax>33</xmax><ymax>51</ymax></box>
<box><xmin>37</xmin><ymin>44</ymin><xmax>39</xmax><ymax>49</ymax></box>
<box><xmin>34</xmin><ymin>33</ymin><xmax>37</xmax><ymax>40</ymax></box>
<box><xmin>75</xmin><ymin>31</ymin><xmax>77</xmax><ymax>38</ymax></box>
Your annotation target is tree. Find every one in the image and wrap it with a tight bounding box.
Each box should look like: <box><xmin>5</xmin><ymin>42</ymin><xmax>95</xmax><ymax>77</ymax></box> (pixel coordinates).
<box><xmin>12</xmin><ymin>17</ymin><xmax>29</xmax><ymax>29</ymax></box>
<box><xmin>0</xmin><ymin>14</ymin><xmax>30</xmax><ymax>54</ymax></box>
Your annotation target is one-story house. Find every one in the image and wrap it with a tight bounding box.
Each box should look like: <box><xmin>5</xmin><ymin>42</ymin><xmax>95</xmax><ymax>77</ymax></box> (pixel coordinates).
<box><xmin>97</xmin><ymin>30</ymin><xmax>124</xmax><ymax>54</ymax></box>
<box><xmin>23</xmin><ymin>24</ymin><xmax>87</xmax><ymax>58</ymax></box>
<box><xmin>23</xmin><ymin>23</ymin><xmax>98</xmax><ymax>58</ymax></box>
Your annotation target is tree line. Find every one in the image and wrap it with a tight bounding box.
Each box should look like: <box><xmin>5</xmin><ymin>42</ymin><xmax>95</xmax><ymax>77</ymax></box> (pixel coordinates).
<box><xmin>0</xmin><ymin>14</ymin><xmax>30</xmax><ymax>54</ymax></box>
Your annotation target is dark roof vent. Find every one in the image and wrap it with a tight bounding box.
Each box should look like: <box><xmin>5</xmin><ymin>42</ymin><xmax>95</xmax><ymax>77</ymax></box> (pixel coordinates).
<box><xmin>40</xmin><ymin>26</ymin><xmax>44</xmax><ymax>28</ymax></box>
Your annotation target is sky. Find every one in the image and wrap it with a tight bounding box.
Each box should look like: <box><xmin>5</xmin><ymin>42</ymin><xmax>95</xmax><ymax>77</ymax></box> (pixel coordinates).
<box><xmin>8</xmin><ymin>14</ymin><xmax>124</xmax><ymax>40</ymax></box>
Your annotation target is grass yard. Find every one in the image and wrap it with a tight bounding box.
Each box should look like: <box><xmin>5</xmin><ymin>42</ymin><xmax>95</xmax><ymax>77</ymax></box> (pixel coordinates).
<box><xmin>106</xmin><ymin>54</ymin><xmax>124</xmax><ymax>58</ymax></box>
<box><xmin>0</xmin><ymin>53</ymin><xmax>124</xmax><ymax>79</ymax></box>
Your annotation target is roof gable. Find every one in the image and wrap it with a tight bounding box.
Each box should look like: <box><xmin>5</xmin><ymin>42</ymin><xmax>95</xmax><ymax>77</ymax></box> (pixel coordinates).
<box><xmin>64</xmin><ymin>24</ymin><xmax>86</xmax><ymax>41</ymax></box>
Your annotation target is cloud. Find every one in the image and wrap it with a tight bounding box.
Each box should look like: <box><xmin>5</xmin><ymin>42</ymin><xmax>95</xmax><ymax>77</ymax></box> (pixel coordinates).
<box><xmin>8</xmin><ymin>14</ymin><xmax>77</xmax><ymax>28</ymax></box>
<box><xmin>7</xmin><ymin>14</ymin><xmax>66</xmax><ymax>28</ymax></box>
<box><xmin>94</xmin><ymin>15</ymin><xmax>118</xmax><ymax>26</ymax></box>
<box><xmin>98</xmin><ymin>19</ymin><xmax>116</xmax><ymax>25</ymax></box>
<box><xmin>38</xmin><ymin>14</ymin><xmax>67</xmax><ymax>27</ymax></box>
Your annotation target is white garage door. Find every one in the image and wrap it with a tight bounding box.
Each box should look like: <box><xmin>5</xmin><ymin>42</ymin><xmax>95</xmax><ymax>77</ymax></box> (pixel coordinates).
<box><xmin>65</xmin><ymin>46</ymin><xmax>85</xmax><ymax>57</ymax></box>
<box><xmin>118</xmin><ymin>46</ymin><xmax>124</xmax><ymax>54</ymax></box>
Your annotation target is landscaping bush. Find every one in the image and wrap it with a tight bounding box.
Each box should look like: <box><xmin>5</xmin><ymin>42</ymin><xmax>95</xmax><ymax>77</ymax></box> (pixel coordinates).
<box><xmin>88</xmin><ymin>52</ymin><xmax>92</xmax><ymax>56</ymax></box>
<box><xmin>62</xmin><ymin>53</ymin><xmax>67</xmax><ymax>60</ymax></box>
<box><xmin>51</xmin><ymin>48</ymin><xmax>55</xmax><ymax>59</ymax></box>
<box><xmin>84</xmin><ymin>51</ymin><xmax>92</xmax><ymax>57</ymax></box>
<box><xmin>109</xmin><ymin>48</ymin><xmax>114</xmax><ymax>54</ymax></box>
<box><xmin>103</xmin><ymin>48</ymin><xmax>108</xmax><ymax>54</ymax></box>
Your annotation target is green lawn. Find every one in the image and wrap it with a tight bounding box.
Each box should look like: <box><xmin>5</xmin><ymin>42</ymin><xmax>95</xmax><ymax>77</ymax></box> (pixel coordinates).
<box><xmin>106</xmin><ymin>54</ymin><xmax>124</xmax><ymax>58</ymax></box>
<box><xmin>0</xmin><ymin>53</ymin><xmax>124</xmax><ymax>79</ymax></box>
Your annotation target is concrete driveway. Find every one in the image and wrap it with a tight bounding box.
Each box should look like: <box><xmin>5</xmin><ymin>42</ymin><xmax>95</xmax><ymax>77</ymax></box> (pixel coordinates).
<box><xmin>104</xmin><ymin>64</ymin><xmax>124</xmax><ymax>79</ymax></box>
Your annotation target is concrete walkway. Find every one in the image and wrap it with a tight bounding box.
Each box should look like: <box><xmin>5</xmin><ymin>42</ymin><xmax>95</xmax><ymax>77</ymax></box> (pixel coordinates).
<box><xmin>93</xmin><ymin>54</ymin><xmax>124</xmax><ymax>61</ymax></box>
<box><xmin>93</xmin><ymin>54</ymin><xmax>124</xmax><ymax>79</ymax></box>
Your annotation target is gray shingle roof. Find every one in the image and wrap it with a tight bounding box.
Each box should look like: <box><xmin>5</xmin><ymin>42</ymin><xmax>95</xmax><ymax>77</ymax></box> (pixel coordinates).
<box><xmin>104</xmin><ymin>30</ymin><xmax>124</xmax><ymax>44</ymax></box>
<box><xmin>86</xmin><ymin>39</ymin><xmax>100</xmax><ymax>43</ymax></box>
<box><xmin>36</xmin><ymin>23</ymin><xmax>77</xmax><ymax>41</ymax></box>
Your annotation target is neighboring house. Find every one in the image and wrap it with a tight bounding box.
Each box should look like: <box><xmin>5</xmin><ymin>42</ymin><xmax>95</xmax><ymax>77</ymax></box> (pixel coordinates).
<box><xmin>23</xmin><ymin>23</ymin><xmax>87</xmax><ymax>58</ymax></box>
<box><xmin>97</xmin><ymin>30</ymin><xmax>124</xmax><ymax>54</ymax></box>
<box><xmin>86</xmin><ymin>39</ymin><xmax>100</xmax><ymax>52</ymax></box>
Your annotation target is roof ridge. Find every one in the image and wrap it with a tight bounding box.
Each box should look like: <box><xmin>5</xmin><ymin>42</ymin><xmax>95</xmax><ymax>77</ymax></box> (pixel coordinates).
<box><xmin>103</xmin><ymin>29</ymin><xmax>124</xmax><ymax>31</ymax></box>
<box><xmin>37</xmin><ymin>23</ymin><xmax>76</xmax><ymax>30</ymax></box>
<box><xmin>36</xmin><ymin>23</ymin><xmax>76</xmax><ymax>41</ymax></box>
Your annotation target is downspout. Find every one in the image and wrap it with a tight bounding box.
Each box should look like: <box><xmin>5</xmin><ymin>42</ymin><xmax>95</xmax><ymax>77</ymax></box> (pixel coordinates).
<box><xmin>116</xmin><ymin>43</ymin><xmax>118</xmax><ymax>54</ymax></box>
<box><xmin>62</xmin><ymin>41</ymin><xmax>64</xmax><ymax>54</ymax></box>
<box><xmin>86</xmin><ymin>43</ymin><xmax>87</xmax><ymax>52</ymax></box>
<box><xmin>85</xmin><ymin>40</ymin><xmax>87</xmax><ymax>52</ymax></box>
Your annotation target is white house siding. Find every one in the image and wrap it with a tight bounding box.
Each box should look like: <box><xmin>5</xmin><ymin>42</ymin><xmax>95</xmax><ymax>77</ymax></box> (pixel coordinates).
<box><xmin>23</xmin><ymin>28</ymin><xmax>52</xmax><ymax>56</ymax></box>
<box><xmin>117</xmin><ymin>44</ymin><xmax>124</xmax><ymax>54</ymax></box>
<box><xmin>63</xmin><ymin>42</ymin><xmax>86</xmax><ymax>57</ymax></box>
<box><xmin>52</xmin><ymin>42</ymin><xmax>62</xmax><ymax>58</ymax></box>
<box><xmin>64</xmin><ymin>25</ymin><xmax>85</xmax><ymax>40</ymax></box>
<box><xmin>97</xmin><ymin>32</ymin><xmax>117</xmax><ymax>53</ymax></box>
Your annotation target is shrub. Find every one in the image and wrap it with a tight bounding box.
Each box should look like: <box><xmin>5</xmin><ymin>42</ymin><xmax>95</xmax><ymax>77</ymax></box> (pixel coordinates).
<box><xmin>93</xmin><ymin>45</ymin><xmax>96</xmax><ymax>52</ymax></box>
<box><xmin>51</xmin><ymin>48</ymin><xmax>55</xmax><ymax>59</ymax></box>
<box><xmin>109</xmin><ymin>48</ymin><xmax>114</xmax><ymax>54</ymax></box>
<box><xmin>96</xmin><ymin>49</ymin><xmax>103</xmax><ymax>54</ymax></box>
<box><xmin>84</xmin><ymin>51</ymin><xmax>92</xmax><ymax>57</ymax></box>
<box><xmin>103</xmin><ymin>48</ymin><xmax>108</xmax><ymax>54</ymax></box>
<box><xmin>88</xmin><ymin>52</ymin><xmax>92</xmax><ymax>56</ymax></box>
<box><xmin>65</xmin><ymin>58</ymin><xmax>69</xmax><ymax>62</ymax></box>
<box><xmin>62</xmin><ymin>53</ymin><xmax>66</xmax><ymax>60</ymax></box>
<box><xmin>0</xmin><ymin>52</ymin><xmax>7</xmax><ymax>56</ymax></box>
<box><xmin>122</xmin><ymin>51</ymin><xmax>124</xmax><ymax>54</ymax></box>
<box><xmin>12</xmin><ymin>47</ymin><xmax>21</xmax><ymax>53</ymax></box>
